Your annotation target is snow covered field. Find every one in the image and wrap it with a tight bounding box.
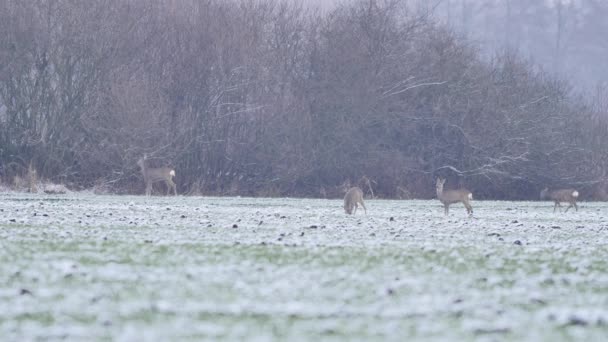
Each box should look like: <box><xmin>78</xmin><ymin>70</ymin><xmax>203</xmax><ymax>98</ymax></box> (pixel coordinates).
<box><xmin>1</xmin><ymin>193</ymin><xmax>607</xmax><ymax>341</ymax></box>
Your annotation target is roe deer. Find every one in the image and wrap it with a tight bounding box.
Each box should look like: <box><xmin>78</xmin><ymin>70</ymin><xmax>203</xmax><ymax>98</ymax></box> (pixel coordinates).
<box><xmin>436</xmin><ymin>178</ymin><xmax>473</xmax><ymax>216</ymax></box>
<box><xmin>137</xmin><ymin>156</ymin><xmax>177</xmax><ymax>196</ymax></box>
<box><xmin>540</xmin><ymin>188</ymin><xmax>579</xmax><ymax>212</ymax></box>
<box><xmin>344</xmin><ymin>187</ymin><xmax>366</xmax><ymax>215</ymax></box>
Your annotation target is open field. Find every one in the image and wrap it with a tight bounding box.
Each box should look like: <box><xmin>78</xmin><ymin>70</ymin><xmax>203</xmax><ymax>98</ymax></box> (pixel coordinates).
<box><xmin>1</xmin><ymin>193</ymin><xmax>607</xmax><ymax>341</ymax></box>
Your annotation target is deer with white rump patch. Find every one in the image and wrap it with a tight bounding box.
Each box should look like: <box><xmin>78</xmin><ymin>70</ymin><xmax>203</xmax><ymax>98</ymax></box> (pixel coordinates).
<box><xmin>435</xmin><ymin>178</ymin><xmax>473</xmax><ymax>216</ymax></box>
<box><xmin>344</xmin><ymin>187</ymin><xmax>366</xmax><ymax>215</ymax></box>
<box><xmin>540</xmin><ymin>188</ymin><xmax>579</xmax><ymax>212</ymax></box>
<box><xmin>137</xmin><ymin>155</ymin><xmax>177</xmax><ymax>196</ymax></box>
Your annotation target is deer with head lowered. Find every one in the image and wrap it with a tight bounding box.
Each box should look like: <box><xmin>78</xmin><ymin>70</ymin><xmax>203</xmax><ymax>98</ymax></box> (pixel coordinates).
<box><xmin>137</xmin><ymin>155</ymin><xmax>177</xmax><ymax>196</ymax></box>
<box><xmin>436</xmin><ymin>178</ymin><xmax>473</xmax><ymax>216</ymax></box>
<box><xmin>344</xmin><ymin>187</ymin><xmax>366</xmax><ymax>215</ymax></box>
<box><xmin>540</xmin><ymin>188</ymin><xmax>579</xmax><ymax>212</ymax></box>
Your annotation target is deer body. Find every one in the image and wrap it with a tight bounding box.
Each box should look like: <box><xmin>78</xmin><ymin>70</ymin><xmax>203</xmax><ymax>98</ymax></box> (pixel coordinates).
<box><xmin>137</xmin><ymin>157</ymin><xmax>177</xmax><ymax>196</ymax></box>
<box><xmin>344</xmin><ymin>187</ymin><xmax>366</xmax><ymax>215</ymax></box>
<box><xmin>436</xmin><ymin>178</ymin><xmax>473</xmax><ymax>216</ymax></box>
<box><xmin>540</xmin><ymin>188</ymin><xmax>579</xmax><ymax>212</ymax></box>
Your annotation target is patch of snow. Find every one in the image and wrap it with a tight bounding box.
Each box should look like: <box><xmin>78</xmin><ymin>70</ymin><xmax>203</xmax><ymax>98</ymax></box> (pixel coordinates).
<box><xmin>0</xmin><ymin>194</ymin><xmax>607</xmax><ymax>340</ymax></box>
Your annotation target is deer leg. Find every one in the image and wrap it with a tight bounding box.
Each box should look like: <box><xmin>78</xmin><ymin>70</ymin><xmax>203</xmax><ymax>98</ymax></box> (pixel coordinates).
<box><xmin>566</xmin><ymin>201</ymin><xmax>578</xmax><ymax>212</ymax></box>
<box><xmin>353</xmin><ymin>204</ymin><xmax>358</xmax><ymax>215</ymax></box>
<box><xmin>145</xmin><ymin>182</ymin><xmax>152</xmax><ymax>196</ymax></box>
<box><xmin>360</xmin><ymin>200</ymin><xmax>367</xmax><ymax>215</ymax></box>
<box><xmin>465</xmin><ymin>202</ymin><xmax>473</xmax><ymax>215</ymax></box>
<box><xmin>444</xmin><ymin>204</ymin><xmax>449</xmax><ymax>216</ymax></box>
<box><xmin>164</xmin><ymin>180</ymin><xmax>177</xmax><ymax>196</ymax></box>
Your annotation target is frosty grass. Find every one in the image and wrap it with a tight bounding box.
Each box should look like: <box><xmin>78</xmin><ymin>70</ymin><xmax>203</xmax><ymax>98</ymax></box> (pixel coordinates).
<box><xmin>1</xmin><ymin>193</ymin><xmax>607</xmax><ymax>341</ymax></box>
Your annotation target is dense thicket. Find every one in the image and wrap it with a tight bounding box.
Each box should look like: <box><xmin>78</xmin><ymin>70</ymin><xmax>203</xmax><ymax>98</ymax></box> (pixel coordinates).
<box><xmin>1</xmin><ymin>0</ymin><xmax>607</xmax><ymax>199</ymax></box>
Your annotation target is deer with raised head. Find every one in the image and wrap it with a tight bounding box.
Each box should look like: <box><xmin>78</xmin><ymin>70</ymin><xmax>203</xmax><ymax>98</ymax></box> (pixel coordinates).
<box><xmin>436</xmin><ymin>178</ymin><xmax>473</xmax><ymax>216</ymax></box>
<box><xmin>344</xmin><ymin>186</ymin><xmax>366</xmax><ymax>215</ymax></box>
<box><xmin>540</xmin><ymin>188</ymin><xmax>579</xmax><ymax>212</ymax></box>
<box><xmin>137</xmin><ymin>155</ymin><xmax>177</xmax><ymax>196</ymax></box>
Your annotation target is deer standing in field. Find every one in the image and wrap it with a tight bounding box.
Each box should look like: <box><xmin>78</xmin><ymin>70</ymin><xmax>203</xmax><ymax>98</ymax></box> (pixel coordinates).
<box><xmin>540</xmin><ymin>188</ymin><xmax>579</xmax><ymax>212</ymax></box>
<box><xmin>435</xmin><ymin>178</ymin><xmax>473</xmax><ymax>216</ymax></box>
<box><xmin>344</xmin><ymin>187</ymin><xmax>366</xmax><ymax>215</ymax></box>
<box><xmin>137</xmin><ymin>156</ymin><xmax>177</xmax><ymax>196</ymax></box>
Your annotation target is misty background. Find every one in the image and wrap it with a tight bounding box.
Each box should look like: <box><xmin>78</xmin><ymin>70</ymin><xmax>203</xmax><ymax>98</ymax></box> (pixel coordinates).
<box><xmin>311</xmin><ymin>0</ymin><xmax>608</xmax><ymax>90</ymax></box>
<box><xmin>1</xmin><ymin>0</ymin><xmax>607</xmax><ymax>199</ymax></box>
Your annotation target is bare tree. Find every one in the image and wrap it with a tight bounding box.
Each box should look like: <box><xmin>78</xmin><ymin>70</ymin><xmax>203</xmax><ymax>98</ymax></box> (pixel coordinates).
<box><xmin>1</xmin><ymin>0</ymin><xmax>605</xmax><ymax>200</ymax></box>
